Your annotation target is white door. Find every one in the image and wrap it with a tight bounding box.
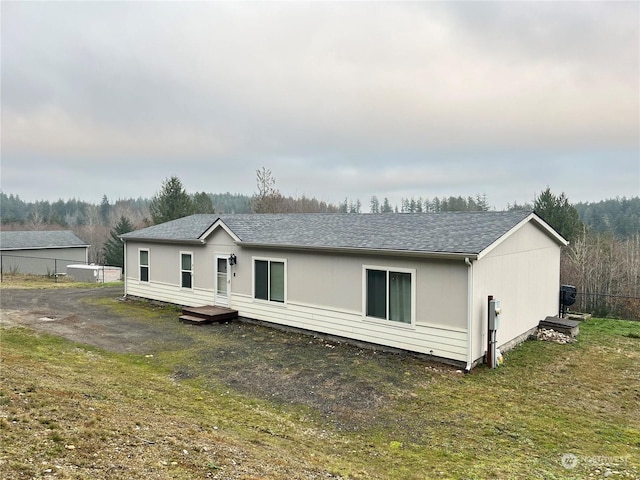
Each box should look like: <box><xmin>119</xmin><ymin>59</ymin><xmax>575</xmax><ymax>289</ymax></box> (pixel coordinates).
<box><xmin>215</xmin><ymin>256</ymin><xmax>230</xmax><ymax>306</ymax></box>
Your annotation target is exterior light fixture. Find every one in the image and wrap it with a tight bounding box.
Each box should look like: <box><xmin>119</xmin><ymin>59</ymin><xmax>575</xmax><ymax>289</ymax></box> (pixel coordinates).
<box><xmin>229</xmin><ymin>254</ymin><xmax>237</xmax><ymax>266</ymax></box>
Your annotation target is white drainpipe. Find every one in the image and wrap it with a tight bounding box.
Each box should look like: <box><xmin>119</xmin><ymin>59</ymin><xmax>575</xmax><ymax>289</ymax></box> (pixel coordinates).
<box><xmin>465</xmin><ymin>257</ymin><xmax>473</xmax><ymax>372</ymax></box>
<box><xmin>122</xmin><ymin>239</ymin><xmax>127</xmax><ymax>297</ymax></box>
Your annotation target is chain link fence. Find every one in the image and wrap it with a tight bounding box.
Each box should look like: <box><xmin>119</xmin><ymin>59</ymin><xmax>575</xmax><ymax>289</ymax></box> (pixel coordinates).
<box><xmin>0</xmin><ymin>254</ymin><xmax>88</xmax><ymax>282</ymax></box>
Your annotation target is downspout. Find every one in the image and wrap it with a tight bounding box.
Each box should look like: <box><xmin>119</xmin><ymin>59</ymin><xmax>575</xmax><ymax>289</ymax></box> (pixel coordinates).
<box><xmin>121</xmin><ymin>238</ymin><xmax>127</xmax><ymax>298</ymax></box>
<box><xmin>465</xmin><ymin>257</ymin><xmax>473</xmax><ymax>372</ymax></box>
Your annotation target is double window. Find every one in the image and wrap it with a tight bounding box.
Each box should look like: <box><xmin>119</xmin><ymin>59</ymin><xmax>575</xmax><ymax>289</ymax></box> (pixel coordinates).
<box><xmin>254</xmin><ymin>258</ymin><xmax>285</xmax><ymax>303</ymax></box>
<box><xmin>139</xmin><ymin>250</ymin><xmax>149</xmax><ymax>282</ymax></box>
<box><xmin>181</xmin><ymin>253</ymin><xmax>193</xmax><ymax>289</ymax></box>
<box><xmin>364</xmin><ymin>266</ymin><xmax>414</xmax><ymax>325</ymax></box>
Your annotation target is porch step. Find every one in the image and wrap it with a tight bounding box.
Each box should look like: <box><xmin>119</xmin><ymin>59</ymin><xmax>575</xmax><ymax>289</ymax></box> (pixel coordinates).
<box><xmin>539</xmin><ymin>316</ymin><xmax>580</xmax><ymax>337</ymax></box>
<box><xmin>179</xmin><ymin>305</ymin><xmax>238</xmax><ymax>325</ymax></box>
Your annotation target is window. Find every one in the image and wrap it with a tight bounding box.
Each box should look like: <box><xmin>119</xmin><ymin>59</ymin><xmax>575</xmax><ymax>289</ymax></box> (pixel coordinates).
<box><xmin>181</xmin><ymin>253</ymin><xmax>192</xmax><ymax>289</ymax></box>
<box><xmin>254</xmin><ymin>258</ymin><xmax>285</xmax><ymax>303</ymax></box>
<box><xmin>139</xmin><ymin>250</ymin><xmax>149</xmax><ymax>282</ymax></box>
<box><xmin>216</xmin><ymin>257</ymin><xmax>227</xmax><ymax>296</ymax></box>
<box><xmin>364</xmin><ymin>267</ymin><xmax>414</xmax><ymax>325</ymax></box>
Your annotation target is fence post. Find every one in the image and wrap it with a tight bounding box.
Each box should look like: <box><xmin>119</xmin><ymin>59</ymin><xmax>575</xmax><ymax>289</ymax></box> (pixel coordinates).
<box><xmin>55</xmin><ymin>259</ymin><xmax>58</xmax><ymax>283</ymax></box>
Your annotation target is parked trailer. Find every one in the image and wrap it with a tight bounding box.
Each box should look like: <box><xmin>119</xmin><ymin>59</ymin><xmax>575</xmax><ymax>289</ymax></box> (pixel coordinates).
<box><xmin>66</xmin><ymin>265</ymin><xmax>122</xmax><ymax>283</ymax></box>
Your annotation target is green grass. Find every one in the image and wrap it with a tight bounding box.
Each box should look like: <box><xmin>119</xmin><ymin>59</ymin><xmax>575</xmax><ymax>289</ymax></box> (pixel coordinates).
<box><xmin>0</xmin><ymin>273</ymin><xmax>123</xmax><ymax>289</ymax></box>
<box><xmin>1</xmin><ymin>309</ymin><xmax>639</xmax><ymax>479</ymax></box>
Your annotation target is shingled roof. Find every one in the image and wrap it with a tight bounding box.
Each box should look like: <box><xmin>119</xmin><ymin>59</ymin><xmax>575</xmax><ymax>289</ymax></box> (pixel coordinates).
<box><xmin>121</xmin><ymin>211</ymin><xmax>565</xmax><ymax>257</ymax></box>
<box><xmin>0</xmin><ymin>230</ymin><xmax>89</xmax><ymax>250</ymax></box>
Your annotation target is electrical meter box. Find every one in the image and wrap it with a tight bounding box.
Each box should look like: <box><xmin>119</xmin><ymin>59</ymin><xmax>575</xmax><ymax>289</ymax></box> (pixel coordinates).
<box><xmin>489</xmin><ymin>299</ymin><xmax>501</xmax><ymax>330</ymax></box>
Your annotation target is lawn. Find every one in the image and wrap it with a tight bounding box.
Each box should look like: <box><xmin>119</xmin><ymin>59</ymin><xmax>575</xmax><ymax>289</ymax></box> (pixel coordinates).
<box><xmin>1</xmin><ymin>294</ymin><xmax>638</xmax><ymax>479</ymax></box>
<box><xmin>0</xmin><ymin>273</ymin><xmax>122</xmax><ymax>289</ymax></box>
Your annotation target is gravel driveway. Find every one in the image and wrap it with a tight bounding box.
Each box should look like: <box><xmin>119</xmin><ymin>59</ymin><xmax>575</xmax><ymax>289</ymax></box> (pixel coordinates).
<box><xmin>0</xmin><ymin>286</ymin><xmax>192</xmax><ymax>353</ymax></box>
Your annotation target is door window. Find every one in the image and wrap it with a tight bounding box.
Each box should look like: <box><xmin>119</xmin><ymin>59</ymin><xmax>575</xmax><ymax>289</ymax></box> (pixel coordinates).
<box><xmin>217</xmin><ymin>258</ymin><xmax>228</xmax><ymax>296</ymax></box>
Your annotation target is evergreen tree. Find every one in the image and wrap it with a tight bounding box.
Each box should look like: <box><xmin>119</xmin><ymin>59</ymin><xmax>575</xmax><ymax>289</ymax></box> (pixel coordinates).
<box><xmin>382</xmin><ymin>197</ymin><xmax>393</xmax><ymax>213</ymax></box>
<box><xmin>149</xmin><ymin>176</ymin><xmax>195</xmax><ymax>224</ymax></box>
<box><xmin>534</xmin><ymin>187</ymin><xmax>583</xmax><ymax>241</ymax></box>
<box><xmin>103</xmin><ymin>215</ymin><xmax>134</xmax><ymax>268</ymax></box>
<box><xmin>100</xmin><ymin>195</ymin><xmax>110</xmax><ymax>223</ymax></box>
<box><xmin>193</xmin><ymin>192</ymin><xmax>215</xmax><ymax>214</ymax></box>
<box><xmin>370</xmin><ymin>196</ymin><xmax>380</xmax><ymax>213</ymax></box>
<box><xmin>476</xmin><ymin>193</ymin><xmax>490</xmax><ymax>211</ymax></box>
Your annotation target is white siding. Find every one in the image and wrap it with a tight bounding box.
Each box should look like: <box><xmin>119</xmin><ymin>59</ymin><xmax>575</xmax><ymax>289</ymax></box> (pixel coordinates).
<box><xmin>123</xmin><ymin>217</ymin><xmax>563</xmax><ymax>367</ymax></box>
<box><xmin>229</xmin><ymin>248</ymin><xmax>469</xmax><ymax>330</ymax></box>
<box><xmin>125</xmin><ymin>231</ymin><xmax>240</xmax><ymax>307</ymax></box>
<box><xmin>125</xmin><ymin>237</ymin><xmax>470</xmax><ymax>363</ymax></box>
<box><xmin>471</xmin><ymin>221</ymin><xmax>562</xmax><ymax>362</ymax></box>
<box><xmin>127</xmin><ymin>279</ymin><xmax>214</xmax><ymax>307</ymax></box>
<box><xmin>230</xmin><ymin>293</ymin><xmax>468</xmax><ymax>362</ymax></box>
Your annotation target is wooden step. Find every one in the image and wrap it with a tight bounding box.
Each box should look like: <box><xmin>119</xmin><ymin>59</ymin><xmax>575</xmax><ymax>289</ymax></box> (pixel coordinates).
<box><xmin>179</xmin><ymin>314</ymin><xmax>215</xmax><ymax>325</ymax></box>
<box><xmin>179</xmin><ymin>305</ymin><xmax>238</xmax><ymax>325</ymax></box>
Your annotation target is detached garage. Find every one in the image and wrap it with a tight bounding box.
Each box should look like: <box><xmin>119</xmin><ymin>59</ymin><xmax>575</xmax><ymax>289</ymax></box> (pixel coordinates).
<box><xmin>121</xmin><ymin>211</ymin><xmax>567</xmax><ymax>369</ymax></box>
<box><xmin>0</xmin><ymin>230</ymin><xmax>89</xmax><ymax>277</ymax></box>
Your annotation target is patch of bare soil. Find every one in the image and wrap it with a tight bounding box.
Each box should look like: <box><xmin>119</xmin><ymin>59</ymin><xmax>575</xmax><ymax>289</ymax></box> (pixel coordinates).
<box><xmin>0</xmin><ymin>287</ymin><xmax>194</xmax><ymax>353</ymax></box>
<box><xmin>166</xmin><ymin>320</ymin><xmax>457</xmax><ymax>431</ymax></box>
<box><xmin>1</xmin><ymin>287</ymin><xmax>457</xmax><ymax>432</ymax></box>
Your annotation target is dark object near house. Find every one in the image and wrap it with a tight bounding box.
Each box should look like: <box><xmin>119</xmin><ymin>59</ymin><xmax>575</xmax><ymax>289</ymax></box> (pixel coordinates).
<box><xmin>559</xmin><ymin>284</ymin><xmax>577</xmax><ymax>317</ymax></box>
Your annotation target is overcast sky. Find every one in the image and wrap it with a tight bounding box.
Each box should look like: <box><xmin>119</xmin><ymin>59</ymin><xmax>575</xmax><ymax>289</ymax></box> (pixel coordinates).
<box><xmin>2</xmin><ymin>1</ymin><xmax>639</xmax><ymax>210</ymax></box>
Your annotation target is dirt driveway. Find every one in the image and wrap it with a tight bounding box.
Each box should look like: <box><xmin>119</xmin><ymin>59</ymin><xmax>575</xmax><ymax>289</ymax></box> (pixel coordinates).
<box><xmin>0</xmin><ymin>286</ymin><xmax>190</xmax><ymax>353</ymax></box>
<box><xmin>1</xmin><ymin>286</ymin><xmax>454</xmax><ymax>432</ymax></box>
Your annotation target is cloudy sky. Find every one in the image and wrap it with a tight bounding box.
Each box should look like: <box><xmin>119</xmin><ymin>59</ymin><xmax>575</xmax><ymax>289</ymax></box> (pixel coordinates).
<box><xmin>2</xmin><ymin>1</ymin><xmax>639</xmax><ymax>210</ymax></box>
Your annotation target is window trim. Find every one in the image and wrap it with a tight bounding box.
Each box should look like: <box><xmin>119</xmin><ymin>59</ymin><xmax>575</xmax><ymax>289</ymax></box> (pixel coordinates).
<box><xmin>139</xmin><ymin>248</ymin><xmax>149</xmax><ymax>282</ymax></box>
<box><xmin>252</xmin><ymin>256</ymin><xmax>287</xmax><ymax>305</ymax></box>
<box><xmin>362</xmin><ymin>265</ymin><xmax>416</xmax><ymax>328</ymax></box>
<box><xmin>180</xmin><ymin>251</ymin><xmax>193</xmax><ymax>289</ymax></box>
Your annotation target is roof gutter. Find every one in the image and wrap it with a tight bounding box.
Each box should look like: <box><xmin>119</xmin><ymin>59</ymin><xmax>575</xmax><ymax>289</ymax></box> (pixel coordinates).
<box><xmin>119</xmin><ymin>236</ymin><xmax>206</xmax><ymax>246</ymax></box>
<box><xmin>235</xmin><ymin>241</ymin><xmax>480</xmax><ymax>261</ymax></box>
<box><xmin>0</xmin><ymin>245</ymin><xmax>90</xmax><ymax>251</ymax></box>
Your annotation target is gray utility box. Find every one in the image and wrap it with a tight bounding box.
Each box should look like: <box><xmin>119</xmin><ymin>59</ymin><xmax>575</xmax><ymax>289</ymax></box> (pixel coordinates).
<box><xmin>489</xmin><ymin>299</ymin><xmax>502</xmax><ymax>330</ymax></box>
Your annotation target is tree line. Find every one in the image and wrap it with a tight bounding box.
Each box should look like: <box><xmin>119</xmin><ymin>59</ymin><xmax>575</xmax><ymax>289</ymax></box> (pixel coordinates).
<box><xmin>2</xmin><ymin>186</ymin><xmax>637</xmax><ymax>238</ymax></box>
<box><xmin>563</xmin><ymin>230</ymin><xmax>640</xmax><ymax>320</ymax></box>
<box><xmin>528</xmin><ymin>188</ymin><xmax>640</xmax><ymax>320</ymax></box>
<box><xmin>2</xmin><ymin>173</ymin><xmax>639</xmax><ymax>320</ymax></box>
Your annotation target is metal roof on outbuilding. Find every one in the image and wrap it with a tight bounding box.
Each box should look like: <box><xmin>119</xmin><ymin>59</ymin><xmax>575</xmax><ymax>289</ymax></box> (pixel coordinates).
<box><xmin>120</xmin><ymin>211</ymin><xmax>566</xmax><ymax>257</ymax></box>
<box><xmin>0</xmin><ymin>230</ymin><xmax>89</xmax><ymax>250</ymax></box>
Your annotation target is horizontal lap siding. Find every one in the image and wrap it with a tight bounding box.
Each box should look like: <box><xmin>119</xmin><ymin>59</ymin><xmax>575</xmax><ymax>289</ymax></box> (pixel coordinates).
<box><xmin>127</xmin><ymin>280</ymin><xmax>213</xmax><ymax>307</ymax></box>
<box><xmin>231</xmin><ymin>294</ymin><xmax>467</xmax><ymax>362</ymax></box>
<box><xmin>124</xmin><ymin>241</ymin><xmax>470</xmax><ymax>362</ymax></box>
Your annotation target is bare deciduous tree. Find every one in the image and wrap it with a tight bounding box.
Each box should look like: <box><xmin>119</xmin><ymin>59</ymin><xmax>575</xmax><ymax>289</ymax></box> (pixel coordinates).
<box><xmin>562</xmin><ymin>230</ymin><xmax>640</xmax><ymax>319</ymax></box>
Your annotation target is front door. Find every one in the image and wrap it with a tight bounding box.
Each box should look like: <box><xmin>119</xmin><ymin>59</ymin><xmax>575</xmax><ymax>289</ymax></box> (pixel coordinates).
<box><xmin>216</xmin><ymin>256</ymin><xmax>230</xmax><ymax>306</ymax></box>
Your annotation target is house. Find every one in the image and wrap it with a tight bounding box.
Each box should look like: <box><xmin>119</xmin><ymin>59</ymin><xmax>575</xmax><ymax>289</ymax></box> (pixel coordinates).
<box><xmin>121</xmin><ymin>211</ymin><xmax>567</xmax><ymax>369</ymax></box>
<box><xmin>0</xmin><ymin>230</ymin><xmax>90</xmax><ymax>277</ymax></box>
<box><xmin>0</xmin><ymin>230</ymin><xmax>89</xmax><ymax>276</ymax></box>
